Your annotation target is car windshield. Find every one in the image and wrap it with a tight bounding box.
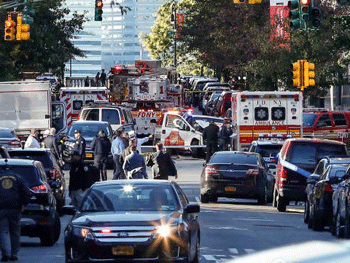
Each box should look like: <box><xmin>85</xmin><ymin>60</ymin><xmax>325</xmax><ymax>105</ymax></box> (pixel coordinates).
<box><xmin>0</xmin><ymin>129</ymin><xmax>16</xmax><ymax>139</ymax></box>
<box><xmin>68</xmin><ymin>123</ymin><xmax>111</xmax><ymax>138</ymax></box>
<box><xmin>256</xmin><ymin>145</ymin><xmax>282</xmax><ymax>158</ymax></box>
<box><xmin>9</xmin><ymin>151</ymin><xmax>53</xmax><ymax>168</ymax></box>
<box><xmin>303</xmin><ymin>114</ymin><xmax>317</xmax><ymax>127</ymax></box>
<box><xmin>193</xmin><ymin>117</ymin><xmax>224</xmax><ymax>124</ymax></box>
<box><xmin>329</xmin><ymin>165</ymin><xmax>347</xmax><ymax>178</ymax></box>
<box><xmin>80</xmin><ymin>184</ymin><xmax>180</xmax><ymax>212</ymax></box>
<box><xmin>210</xmin><ymin>153</ymin><xmax>258</xmax><ymax>165</ymax></box>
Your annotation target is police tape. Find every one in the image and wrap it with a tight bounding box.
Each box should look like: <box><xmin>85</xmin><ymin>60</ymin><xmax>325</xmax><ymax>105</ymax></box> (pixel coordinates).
<box><xmin>278</xmin><ymin>158</ymin><xmax>311</xmax><ymax>178</ymax></box>
<box><xmin>141</xmin><ymin>145</ymin><xmax>206</xmax><ymax>149</ymax></box>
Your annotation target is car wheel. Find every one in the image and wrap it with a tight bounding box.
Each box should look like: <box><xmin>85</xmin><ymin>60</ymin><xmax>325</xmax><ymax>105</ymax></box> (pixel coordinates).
<box><xmin>331</xmin><ymin>211</ymin><xmax>337</xmax><ymax>236</ymax></box>
<box><xmin>209</xmin><ymin>195</ymin><xmax>218</xmax><ymax>203</ymax></box>
<box><xmin>276</xmin><ymin>194</ymin><xmax>287</xmax><ymax>212</ymax></box>
<box><xmin>335</xmin><ymin>208</ymin><xmax>345</xmax><ymax>238</ymax></box>
<box><xmin>53</xmin><ymin>211</ymin><xmax>61</xmax><ymax>243</ymax></box>
<box><xmin>200</xmin><ymin>194</ymin><xmax>210</xmax><ymax>203</ymax></box>
<box><xmin>257</xmin><ymin>185</ymin><xmax>267</xmax><ymax>205</ymax></box>
<box><xmin>272</xmin><ymin>186</ymin><xmax>277</xmax><ymax>207</ymax></box>
<box><xmin>312</xmin><ymin>201</ymin><xmax>324</xmax><ymax>231</ymax></box>
<box><xmin>191</xmin><ymin>234</ymin><xmax>200</xmax><ymax>263</ymax></box>
<box><xmin>40</xmin><ymin>227</ymin><xmax>55</xmax><ymax>247</ymax></box>
<box><xmin>191</xmin><ymin>140</ymin><xmax>200</xmax><ymax>158</ymax></box>
<box><xmin>304</xmin><ymin>200</ymin><xmax>310</xmax><ymax>224</ymax></box>
<box><xmin>344</xmin><ymin>208</ymin><xmax>350</xmax><ymax>238</ymax></box>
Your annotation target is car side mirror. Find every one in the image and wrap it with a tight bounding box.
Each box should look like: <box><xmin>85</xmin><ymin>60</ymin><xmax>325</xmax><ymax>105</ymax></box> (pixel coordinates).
<box><xmin>61</xmin><ymin>205</ymin><xmax>76</xmax><ymax>215</ymax></box>
<box><xmin>184</xmin><ymin>203</ymin><xmax>200</xmax><ymax>214</ymax></box>
<box><xmin>307</xmin><ymin>174</ymin><xmax>320</xmax><ymax>184</ymax></box>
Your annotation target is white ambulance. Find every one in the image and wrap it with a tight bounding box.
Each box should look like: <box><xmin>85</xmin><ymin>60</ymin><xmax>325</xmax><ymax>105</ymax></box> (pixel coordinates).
<box><xmin>232</xmin><ymin>91</ymin><xmax>303</xmax><ymax>150</ymax></box>
<box><xmin>60</xmin><ymin>87</ymin><xmax>109</xmax><ymax>126</ymax></box>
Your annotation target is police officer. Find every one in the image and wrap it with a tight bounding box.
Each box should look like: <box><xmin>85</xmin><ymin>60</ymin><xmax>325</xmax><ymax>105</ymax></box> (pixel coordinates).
<box><xmin>43</xmin><ymin>128</ymin><xmax>60</xmax><ymax>162</ymax></box>
<box><xmin>91</xmin><ymin>130</ymin><xmax>111</xmax><ymax>181</ymax></box>
<box><xmin>218</xmin><ymin>120</ymin><xmax>233</xmax><ymax>151</ymax></box>
<box><xmin>0</xmin><ymin>167</ymin><xmax>30</xmax><ymax>262</ymax></box>
<box><xmin>203</xmin><ymin>120</ymin><xmax>219</xmax><ymax>163</ymax></box>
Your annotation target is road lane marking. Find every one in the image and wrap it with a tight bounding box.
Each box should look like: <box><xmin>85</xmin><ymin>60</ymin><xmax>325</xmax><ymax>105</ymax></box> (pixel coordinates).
<box><xmin>229</xmin><ymin>248</ymin><xmax>239</xmax><ymax>254</ymax></box>
<box><xmin>203</xmin><ymin>255</ymin><xmax>216</xmax><ymax>260</ymax></box>
<box><xmin>244</xmin><ymin>249</ymin><xmax>255</xmax><ymax>254</ymax></box>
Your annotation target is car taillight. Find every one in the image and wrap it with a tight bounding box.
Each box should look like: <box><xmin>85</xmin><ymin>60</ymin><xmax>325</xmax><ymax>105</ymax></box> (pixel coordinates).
<box><xmin>49</xmin><ymin>168</ymin><xmax>59</xmax><ymax>180</ymax></box>
<box><xmin>31</xmin><ymin>184</ymin><xmax>49</xmax><ymax>194</ymax></box>
<box><xmin>246</xmin><ymin>169</ymin><xmax>259</xmax><ymax>176</ymax></box>
<box><xmin>77</xmin><ymin>115</ymin><xmax>80</xmax><ymax>120</ymax></box>
<box><xmin>121</xmin><ymin>115</ymin><xmax>125</xmax><ymax>125</ymax></box>
<box><xmin>204</xmin><ymin>165</ymin><xmax>219</xmax><ymax>180</ymax></box>
<box><xmin>8</xmin><ymin>139</ymin><xmax>21</xmax><ymax>147</ymax></box>
<box><xmin>324</xmin><ymin>182</ymin><xmax>333</xmax><ymax>192</ymax></box>
<box><xmin>278</xmin><ymin>164</ymin><xmax>287</xmax><ymax>188</ymax></box>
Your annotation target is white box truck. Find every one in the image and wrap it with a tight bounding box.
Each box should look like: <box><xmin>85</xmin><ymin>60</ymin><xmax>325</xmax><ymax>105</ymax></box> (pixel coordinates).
<box><xmin>0</xmin><ymin>80</ymin><xmax>67</xmax><ymax>139</ymax></box>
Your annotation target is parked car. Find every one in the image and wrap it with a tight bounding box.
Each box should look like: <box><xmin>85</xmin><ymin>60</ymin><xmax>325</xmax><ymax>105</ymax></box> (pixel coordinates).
<box><xmin>0</xmin><ymin>127</ymin><xmax>21</xmax><ymax>148</ymax></box>
<box><xmin>78</xmin><ymin>104</ymin><xmax>134</xmax><ymax>132</ymax></box>
<box><xmin>0</xmin><ymin>159</ymin><xmax>61</xmax><ymax>246</ymax></box>
<box><xmin>200</xmin><ymin>151</ymin><xmax>274</xmax><ymax>204</ymax></box>
<box><xmin>304</xmin><ymin>157</ymin><xmax>350</xmax><ymax>224</ymax></box>
<box><xmin>307</xmin><ymin>163</ymin><xmax>348</xmax><ymax>231</ymax></box>
<box><xmin>63</xmin><ymin>180</ymin><xmax>200</xmax><ymax>263</ymax></box>
<box><xmin>203</xmin><ymin>92</ymin><xmax>221</xmax><ymax>115</ymax></box>
<box><xmin>61</xmin><ymin>121</ymin><xmax>114</xmax><ymax>164</ymax></box>
<box><xmin>274</xmin><ymin>138</ymin><xmax>348</xmax><ymax>212</ymax></box>
<box><xmin>211</xmin><ymin>91</ymin><xmax>237</xmax><ymax>117</ymax></box>
<box><xmin>331</xmin><ymin>165</ymin><xmax>350</xmax><ymax>238</ymax></box>
<box><xmin>8</xmin><ymin>148</ymin><xmax>66</xmax><ymax>214</ymax></box>
<box><xmin>201</xmin><ymin>86</ymin><xmax>230</xmax><ymax>110</ymax></box>
<box><xmin>303</xmin><ymin>109</ymin><xmax>350</xmax><ymax>142</ymax></box>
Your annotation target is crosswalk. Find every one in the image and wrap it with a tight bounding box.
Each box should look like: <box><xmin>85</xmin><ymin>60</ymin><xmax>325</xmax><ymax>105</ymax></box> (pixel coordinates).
<box><xmin>200</xmin><ymin>247</ymin><xmax>256</xmax><ymax>262</ymax></box>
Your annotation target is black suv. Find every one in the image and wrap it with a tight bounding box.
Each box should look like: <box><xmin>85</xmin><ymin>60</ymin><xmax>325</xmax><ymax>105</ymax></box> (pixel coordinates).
<box><xmin>8</xmin><ymin>148</ymin><xmax>66</xmax><ymax>214</ymax></box>
<box><xmin>0</xmin><ymin>159</ymin><xmax>61</xmax><ymax>246</ymax></box>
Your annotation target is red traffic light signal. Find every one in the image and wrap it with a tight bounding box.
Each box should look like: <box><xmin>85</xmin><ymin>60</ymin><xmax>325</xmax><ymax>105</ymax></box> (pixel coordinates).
<box><xmin>4</xmin><ymin>14</ymin><xmax>16</xmax><ymax>41</ymax></box>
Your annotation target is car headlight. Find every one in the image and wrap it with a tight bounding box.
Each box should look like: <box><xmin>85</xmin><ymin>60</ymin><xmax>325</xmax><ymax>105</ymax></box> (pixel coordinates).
<box><xmin>156</xmin><ymin>223</ymin><xmax>179</xmax><ymax>238</ymax></box>
<box><xmin>73</xmin><ymin>226</ymin><xmax>94</xmax><ymax>240</ymax></box>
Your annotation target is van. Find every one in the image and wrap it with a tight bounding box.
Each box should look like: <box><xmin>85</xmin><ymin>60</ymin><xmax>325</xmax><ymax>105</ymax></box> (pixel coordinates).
<box><xmin>274</xmin><ymin>138</ymin><xmax>348</xmax><ymax>212</ymax></box>
<box><xmin>78</xmin><ymin>104</ymin><xmax>134</xmax><ymax>132</ymax></box>
<box><xmin>212</xmin><ymin>91</ymin><xmax>236</xmax><ymax>117</ymax></box>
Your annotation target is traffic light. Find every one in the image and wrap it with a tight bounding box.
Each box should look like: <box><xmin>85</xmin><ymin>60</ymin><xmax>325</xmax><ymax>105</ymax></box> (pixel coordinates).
<box><xmin>16</xmin><ymin>13</ymin><xmax>30</xmax><ymax>41</ymax></box>
<box><xmin>292</xmin><ymin>61</ymin><xmax>302</xmax><ymax>87</ymax></box>
<box><xmin>300</xmin><ymin>0</ymin><xmax>310</xmax><ymax>24</ymax></box>
<box><xmin>4</xmin><ymin>14</ymin><xmax>16</xmax><ymax>41</ymax></box>
<box><xmin>288</xmin><ymin>0</ymin><xmax>300</xmax><ymax>29</ymax></box>
<box><xmin>304</xmin><ymin>61</ymin><xmax>315</xmax><ymax>87</ymax></box>
<box><xmin>309</xmin><ymin>6</ymin><xmax>321</xmax><ymax>28</ymax></box>
<box><xmin>95</xmin><ymin>0</ymin><xmax>103</xmax><ymax>21</ymax></box>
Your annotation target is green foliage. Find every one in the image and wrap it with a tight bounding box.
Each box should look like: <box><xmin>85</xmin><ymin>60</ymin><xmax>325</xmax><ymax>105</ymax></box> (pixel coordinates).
<box><xmin>0</xmin><ymin>0</ymin><xmax>87</xmax><ymax>80</ymax></box>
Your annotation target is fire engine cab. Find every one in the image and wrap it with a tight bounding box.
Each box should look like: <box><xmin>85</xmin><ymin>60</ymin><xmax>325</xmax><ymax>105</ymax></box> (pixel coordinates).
<box><xmin>232</xmin><ymin>91</ymin><xmax>303</xmax><ymax>150</ymax></box>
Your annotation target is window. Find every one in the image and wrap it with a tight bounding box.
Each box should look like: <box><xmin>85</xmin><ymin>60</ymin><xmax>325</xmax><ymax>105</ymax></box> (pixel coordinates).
<box><xmin>332</xmin><ymin>113</ymin><xmax>347</xmax><ymax>126</ymax></box>
<box><xmin>86</xmin><ymin>109</ymin><xmax>99</xmax><ymax>121</ymax></box>
<box><xmin>314</xmin><ymin>160</ymin><xmax>325</xmax><ymax>175</ymax></box>
<box><xmin>165</xmin><ymin>115</ymin><xmax>178</xmax><ymax>128</ymax></box>
<box><xmin>317</xmin><ymin>114</ymin><xmax>332</xmax><ymax>127</ymax></box>
<box><xmin>290</xmin><ymin>144</ymin><xmax>317</xmax><ymax>165</ymax></box>
<box><xmin>73</xmin><ymin>100</ymin><xmax>83</xmax><ymax>111</ymax></box>
<box><xmin>102</xmin><ymin>109</ymin><xmax>120</xmax><ymax>125</ymax></box>
<box><xmin>271</xmin><ymin>107</ymin><xmax>285</xmax><ymax>121</ymax></box>
<box><xmin>211</xmin><ymin>153</ymin><xmax>258</xmax><ymax>165</ymax></box>
<box><xmin>255</xmin><ymin>107</ymin><xmax>269</xmax><ymax>121</ymax></box>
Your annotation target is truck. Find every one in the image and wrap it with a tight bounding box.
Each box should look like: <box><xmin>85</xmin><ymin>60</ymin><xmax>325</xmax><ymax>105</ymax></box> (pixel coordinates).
<box><xmin>0</xmin><ymin>80</ymin><xmax>67</xmax><ymax>139</ymax></box>
<box><xmin>154</xmin><ymin>111</ymin><xmax>205</xmax><ymax>158</ymax></box>
<box><xmin>59</xmin><ymin>86</ymin><xmax>110</xmax><ymax>126</ymax></box>
<box><xmin>231</xmin><ymin>91</ymin><xmax>303</xmax><ymax>150</ymax></box>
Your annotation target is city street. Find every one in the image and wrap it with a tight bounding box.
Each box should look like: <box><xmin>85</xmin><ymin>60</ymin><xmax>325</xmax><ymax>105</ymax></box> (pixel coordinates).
<box><xmin>17</xmin><ymin>157</ymin><xmax>337</xmax><ymax>263</ymax></box>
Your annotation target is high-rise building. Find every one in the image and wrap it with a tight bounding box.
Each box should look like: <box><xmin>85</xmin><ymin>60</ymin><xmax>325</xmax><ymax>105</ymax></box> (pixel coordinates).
<box><xmin>64</xmin><ymin>0</ymin><xmax>165</xmax><ymax>79</ymax></box>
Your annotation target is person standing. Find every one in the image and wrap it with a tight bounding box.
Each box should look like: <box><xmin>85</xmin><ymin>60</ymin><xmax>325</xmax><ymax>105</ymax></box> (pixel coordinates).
<box><xmin>111</xmin><ymin>130</ymin><xmax>125</xmax><ymax>179</ymax></box>
<box><xmin>43</xmin><ymin>128</ymin><xmax>60</xmax><ymax>162</ymax></box>
<box><xmin>203</xmin><ymin>120</ymin><xmax>219</xmax><ymax>163</ymax></box>
<box><xmin>24</xmin><ymin>129</ymin><xmax>41</xmax><ymax>148</ymax></box>
<box><xmin>84</xmin><ymin>76</ymin><xmax>90</xmax><ymax>87</ymax></box>
<box><xmin>100</xmin><ymin>69</ymin><xmax>107</xmax><ymax>86</ymax></box>
<box><xmin>91</xmin><ymin>130</ymin><xmax>111</xmax><ymax>181</ymax></box>
<box><xmin>123</xmin><ymin>146</ymin><xmax>147</xmax><ymax>179</ymax></box>
<box><xmin>147</xmin><ymin>143</ymin><xmax>177</xmax><ymax>180</ymax></box>
<box><xmin>69</xmin><ymin>130</ymin><xmax>86</xmax><ymax>208</ymax></box>
<box><xmin>0</xmin><ymin>169</ymin><xmax>30</xmax><ymax>262</ymax></box>
<box><xmin>218</xmin><ymin>120</ymin><xmax>233</xmax><ymax>151</ymax></box>
<box><xmin>95</xmin><ymin>72</ymin><xmax>100</xmax><ymax>87</ymax></box>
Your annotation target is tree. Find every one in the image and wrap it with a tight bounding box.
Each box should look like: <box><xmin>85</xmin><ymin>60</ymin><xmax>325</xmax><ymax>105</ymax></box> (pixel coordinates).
<box><xmin>0</xmin><ymin>0</ymin><xmax>87</xmax><ymax>80</ymax></box>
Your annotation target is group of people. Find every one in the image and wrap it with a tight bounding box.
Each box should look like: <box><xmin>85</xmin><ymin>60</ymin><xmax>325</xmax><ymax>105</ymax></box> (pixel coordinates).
<box><xmin>203</xmin><ymin>120</ymin><xmax>233</xmax><ymax>163</ymax></box>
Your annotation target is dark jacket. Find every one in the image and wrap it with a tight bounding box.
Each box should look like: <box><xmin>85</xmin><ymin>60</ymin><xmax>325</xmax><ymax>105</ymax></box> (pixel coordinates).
<box><xmin>43</xmin><ymin>135</ymin><xmax>60</xmax><ymax>160</ymax></box>
<box><xmin>0</xmin><ymin>171</ymin><xmax>30</xmax><ymax>210</ymax></box>
<box><xmin>71</xmin><ymin>137</ymin><xmax>86</xmax><ymax>163</ymax></box>
<box><xmin>218</xmin><ymin>125</ymin><xmax>233</xmax><ymax>144</ymax></box>
<box><xmin>123</xmin><ymin>152</ymin><xmax>147</xmax><ymax>178</ymax></box>
<box><xmin>147</xmin><ymin>151</ymin><xmax>177</xmax><ymax>180</ymax></box>
<box><xmin>91</xmin><ymin>135</ymin><xmax>111</xmax><ymax>159</ymax></box>
<box><xmin>203</xmin><ymin>123</ymin><xmax>219</xmax><ymax>143</ymax></box>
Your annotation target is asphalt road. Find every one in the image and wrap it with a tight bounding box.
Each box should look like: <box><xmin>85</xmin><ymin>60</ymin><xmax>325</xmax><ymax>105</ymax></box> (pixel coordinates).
<box><xmin>16</xmin><ymin>157</ymin><xmax>338</xmax><ymax>263</ymax></box>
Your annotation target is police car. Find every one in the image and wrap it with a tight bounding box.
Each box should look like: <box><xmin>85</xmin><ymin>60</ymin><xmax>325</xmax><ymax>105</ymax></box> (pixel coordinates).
<box><xmin>248</xmin><ymin>137</ymin><xmax>284</xmax><ymax>177</ymax></box>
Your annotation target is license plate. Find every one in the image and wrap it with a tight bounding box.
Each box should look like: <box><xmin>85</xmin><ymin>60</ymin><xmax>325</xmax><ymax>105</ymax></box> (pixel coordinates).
<box><xmin>225</xmin><ymin>186</ymin><xmax>236</xmax><ymax>192</ymax></box>
<box><xmin>112</xmin><ymin>246</ymin><xmax>134</xmax><ymax>256</ymax></box>
<box><xmin>85</xmin><ymin>153</ymin><xmax>93</xmax><ymax>158</ymax></box>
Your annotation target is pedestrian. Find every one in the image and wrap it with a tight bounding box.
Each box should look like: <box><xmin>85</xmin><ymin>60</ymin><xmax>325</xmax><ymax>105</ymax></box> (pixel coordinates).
<box><xmin>147</xmin><ymin>142</ymin><xmax>178</xmax><ymax>180</ymax></box>
<box><xmin>123</xmin><ymin>145</ymin><xmax>147</xmax><ymax>179</ymax></box>
<box><xmin>41</xmin><ymin>129</ymin><xmax>50</xmax><ymax>148</ymax></box>
<box><xmin>91</xmin><ymin>130</ymin><xmax>111</xmax><ymax>181</ymax></box>
<box><xmin>24</xmin><ymin>129</ymin><xmax>41</xmax><ymax>148</ymax></box>
<box><xmin>43</xmin><ymin>128</ymin><xmax>61</xmax><ymax>162</ymax></box>
<box><xmin>0</xmin><ymin>169</ymin><xmax>30</xmax><ymax>262</ymax></box>
<box><xmin>95</xmin><ymin>72</ymin><xmax>100</xmax><ymax>87</ymax></box>
<box><xmin>128</xmin><ymin>131</ymin><xmax>152</xmax><ymax>154</ymax></box>
<box><xmin>111</xmin><ymin>130</ymin><xmax>125</xmax><ymax>179</ymax></box>
<box><xmin>218</xmin><ymin>120</ymin><xmax>233</xmax><ymax>151</ymax></box>
<box><xmin>69</xmin><ymin>130</ymin><xmax>86</xmax><ymax>208</ymax></box>
<box><xmin>117</xmin><ymin>127</ymin><xmax>129</xmax><ymax>148</ymax></box>
<box><xmin>84</xmin><ymin>76</ymin><xmax>90</xmax><ymax>87</ymax></box>
<box><xmin>203</xmin><ymin>120</ymin><xmax>219</xmax><ymax>163</ymax></box>
<box><xmin>120</xmin><ymin>138</ymin><xmax>136</xmax><ymax>172</ymax></box>
<box><xmin>100</xmin><ymin>69</ymin><xmax>107</xmax><ymax>86</ymax></box>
